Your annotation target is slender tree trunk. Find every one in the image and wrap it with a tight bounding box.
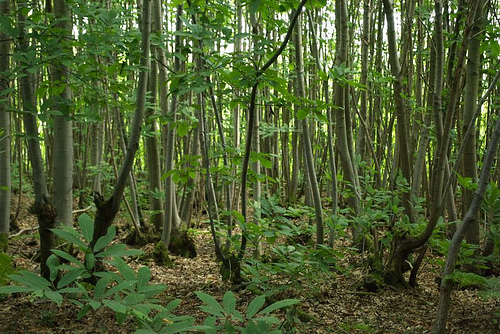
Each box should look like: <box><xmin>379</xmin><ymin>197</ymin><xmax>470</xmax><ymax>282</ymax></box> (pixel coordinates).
<box><xmin>462</xmin><ymin>0</ymin><xmax>483</xmax><ymax>249</ymax></box>
<box><xmin>144</xmin><ymin>0</ymin><xmax>165</xmax><ymax>231</ymax></box>
<box><xmin>0</xmin><ymin>0</ymin><xmax>11</xmax><ymax>250</ymax></box>
<box><xmin>0</xmin><ymin>0</ymin><xmax>12</xmax><ymax>252</ymax></box>
<box><xmin>293</xmin><ymin>14</ymin><xmax>324</xmax><ymax>244</ymax></box>
<box><xmin>52</xmin><ymin>0</ymin><xmax>73</xmax><ymax>227</ymax></box>
<box><xmin>382</xmin><ymin>0</ymin><xmax>415</xmax><ymax>223</ymax></box>
<box><xmin>162</xmin><ymin>4</ymin><xmax>183</xmax><ymax>248</ymax></box>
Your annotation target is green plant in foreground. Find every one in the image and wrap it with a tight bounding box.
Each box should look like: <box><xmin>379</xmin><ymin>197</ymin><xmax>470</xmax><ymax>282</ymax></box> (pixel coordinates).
<box><xmin>0</xmin><ymin>213</ymin><xmax>300</xmax><ymax>333</ymax></box>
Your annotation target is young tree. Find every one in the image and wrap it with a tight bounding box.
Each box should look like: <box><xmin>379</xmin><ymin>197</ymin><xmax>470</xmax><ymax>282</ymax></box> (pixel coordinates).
<box><xmin>0</xmin><ymin>0</ymin><xmax>11</xmax><ymax>251</ymax></box>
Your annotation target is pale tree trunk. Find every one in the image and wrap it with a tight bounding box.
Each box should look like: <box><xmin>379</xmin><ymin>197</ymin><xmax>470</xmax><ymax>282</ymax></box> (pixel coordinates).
<box><xmin>52</xmin><ymin>0</ymin><xmax>73</xmax><ymax>227</ymax></box>
<box><xmin>0</xmin><ymin>0</ymin><xmax>11</xmax><ymax>250</ymax></box>
<box><xmin>144</xmin><ymin>0</ymin><xmax>165</xmax><ymax>232</ymax></box>
<box><xmin>335</xmin><ymin>0</ymin><xmax>361</xmax><ymax>243</ymax></box>
<box><xmin>356</xmin><ymin>0</ymin><xmax>371</xmax><ymax>162</ymax></box>
<box><xmin>162</xmin><ymin>4</ymin><xmax>183</xmax><ymax>248</ymax></box>
<box><xmin>250</xmin><ymin>9</ymin><xmax>262</xmax><ymax>252</ymax></box>
<box><xmin>293</xmin><ymin>14</ymin><xmax>324</xmax><ymax>245</ymax></box>
<box><xmin>91</xmin><ymin>0</ymin><xmax>151</xmax><ymax>247</ymax></box>
<box><xmin>462</xmin><ymin>0</ymin><xmax>483</xmax><ymax>248</ymax></box>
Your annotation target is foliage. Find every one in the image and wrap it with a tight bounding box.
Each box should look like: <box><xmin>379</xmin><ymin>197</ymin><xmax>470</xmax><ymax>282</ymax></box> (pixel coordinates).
<box><xmin>0</xmin><ymin>252</ymin><xmax>14</xmax><ymax>286</ymax></box>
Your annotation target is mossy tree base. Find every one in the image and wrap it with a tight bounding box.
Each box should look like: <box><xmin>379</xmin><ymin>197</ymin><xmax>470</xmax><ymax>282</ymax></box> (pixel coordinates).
<box><xmin>0</xmin><ymin>233</ymin><xmax>7</xmax><ymax>252</ymax></box>
<box><xmin>125</xmin><ymin>225</ymin><xmax>159</xmax><ymax>246</ymax></box>
<box><xmin>220</xmin><ymin>254</ymin><xmax>242</xmax><ymax>284</ymax></box>
<box><xmin>168</xmin><ymin>229</ymin><xmax>197</xmax><ymax>258</ymax></box>
<box><xmin>152</xmin><ymin>241</ymin><xmax>173</xmax><ymax>268</ymax></box>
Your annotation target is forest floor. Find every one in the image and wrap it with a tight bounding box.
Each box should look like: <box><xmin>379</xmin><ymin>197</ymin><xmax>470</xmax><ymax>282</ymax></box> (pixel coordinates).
<box><xmin>1</xmin><ymin>199</ymin><xmax>499</xmax><ymax>333</ymax></box>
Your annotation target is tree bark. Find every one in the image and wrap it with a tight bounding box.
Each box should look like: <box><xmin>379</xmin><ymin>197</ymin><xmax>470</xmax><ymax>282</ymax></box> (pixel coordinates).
<box><xmin>91</xmin><ymin>0</ymin><xmax>151</xmax><ymax>248</ymax></box>
<box><xmin>434</xmin><ymin>99</ymin><xmax>500</xmax><ymax>334</ymax></box>
<box><xmin>52</xmin><ymin>0</ymin><xmax>74</xmax><ymax>227</ymax></box>
<box><xmin>0</xmin><ymin>0</ymin><xmax>11</xmax><ymax>250</ymax></box>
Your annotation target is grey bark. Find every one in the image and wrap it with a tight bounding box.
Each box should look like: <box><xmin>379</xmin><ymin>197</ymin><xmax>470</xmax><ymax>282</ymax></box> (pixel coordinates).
<box><xmin>91</xmin><ymin>0</ymin><xmax>151</xmax><ymax>247</ymax></box>
<box><xmin>0</xmin><ymin>0</ymin><xmax>11</xmax><ymax>246</ymax></box>
<box><xmin>52</xmin><ymin>0</ymin><xmax>74</xmax><ymax>226</ymax></box>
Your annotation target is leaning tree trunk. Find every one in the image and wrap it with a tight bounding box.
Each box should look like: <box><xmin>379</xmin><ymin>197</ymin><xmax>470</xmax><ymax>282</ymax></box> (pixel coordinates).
<box><xmin>91</xmin><ymin>0</ymin><xmax>151</xmax><ymax>248</ymax></box>
<box><xmin>0</xmin><ymin>0</ymin><xmax>11</xmax><ymax>251</ymax></box>
<box><xmin>434</xmin><ymin>100</ymin><xmax>500</xmax><ymax>334</ymax></box>
<box><xmin>52</xmin><ymin>0</ymin><xmax>74</xmax><ymax>227</ymax></box>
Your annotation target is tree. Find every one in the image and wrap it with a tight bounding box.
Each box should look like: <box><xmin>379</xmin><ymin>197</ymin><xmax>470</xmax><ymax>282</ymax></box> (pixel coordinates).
<box><xmin>91</xmin><ymin>0</ymin><xmax>152</xmax><ymax>247</ymax></box>
<box><xmin>52</xmin><ymin>0</ymin><xmax>74</xmax><ymax>227</ymax></box>
<box><xmin>0</xmin><ymin>0</ymin><xmax>10</xmax><ymax>251</ymax></box>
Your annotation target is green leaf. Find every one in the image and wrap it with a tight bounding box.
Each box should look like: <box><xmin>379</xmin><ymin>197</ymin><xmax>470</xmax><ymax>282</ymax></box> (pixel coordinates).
<box><xmin>246</xmin><ymin>294</ymin><xmax>265</xmax><ymax>318</ymax></box>
<box><xmin>85</xmin><ymin>253</ymin><xmax>96</xmax><ymax>270</ymax></box>
<box><xmin>297</xmin><ymin>108</ymin><xmax>308</xmax><ymax>120</ymax></box>
<box><xmin>103</xmin><ymin>299</ymin><xmax>127</xmax><ymax>314</ymax></box>
<box><xmin>78</xmin><ymin>213</ymin><xmax>94</xmax><ymax>243</ymax></box>
<box><xmin>97</xmin><ymin>245</ymin><xmax>143</xmax><ymax>258</ymax></box>
<box><xmin>195</xmin><ymin>291</ymin><xmax>224</xmax><ymax>317</ymax></box>
<box><xmin>51</xmin><ymin>228</ymin><xmax>88</xmax><ymax>250</ymax></box>
<box><xmin>10</xmin><ymin>270</ymin><xmax>51</xmax><ymax>289</ymax></box>
<box><xmin>249</xmin><ymin>0</ymin><xmax>261</xmax><ymax>15</ymax></box>
<box><xmin>0</xmin><ymin>285</ymin><xmax>38</xmax><ymax>294</ymax></box>
<box><xmin>222</xmin><ymin>291</ymin><xmax>236</xmax><ymax>315</ymax></box>
<box><xmin>46</xmin><ymin>254</ymin><xmax>60</xmax><ymax>282</ymax></box>
<box><xmin>93</xmin><ymin>225</ymin><xmax>116</xmax><ymax>252</ymax></box>
<box><xmin>259</xmin><ymin>299</ymin><xmax>300</xmax><ymax>314</ymax></box>
<box><xmin>51</xmin><ymin>249</ymin><xmax>84</xmax><ymax>268</ymax></box>
<box><xmin>137</xmin><ymin>267</ymin><xmax>151</xmax><ymax>289</ymax></box>
<box><xmin>57</xmin><ymin>268</ymin><xmax>86</xmax><ymax>289</ymax></box>
<box><xmin>110</xmin><ymin>257</ymin><xmax>136</xmax><ymax>281</ymax></box>
<box><xmin>102</xmin><ymin>280</ymin><xmax>137</xmax><ymax>298</ymax></box>
<box><xmin>94</xmin><ymin>276</ymin><xmax>111</xmax><ymax>300</ymax></box>
<box><xmin>44</xmin><ymin>290</ymin><xmax>63</xmax><ymax>305</ymax></box>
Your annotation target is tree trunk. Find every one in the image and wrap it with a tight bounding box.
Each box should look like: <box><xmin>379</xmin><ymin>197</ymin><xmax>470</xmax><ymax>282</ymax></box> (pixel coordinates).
<box><xmin>461</xmin><ymin>0</ymin><xmax>483</xmax><ymax>249</ymax></box>
<box><xmin>52</xmin><ymin>0</ymin><xmax>74</xmax><ymax>227</ymax></box>
<box><xmin>91</xmin><ymin>0</ymin><xmax>151</xmax><ymax>248</ymax></box>
<box><xmin>434</xmin><ymin>100</ymin><xmax>500</xmax><ymax>333</ymax></box>
<box><xmin>0</xmin><ymin>0</ymin><xmax>11</xmax><ymax>250</ymax></box>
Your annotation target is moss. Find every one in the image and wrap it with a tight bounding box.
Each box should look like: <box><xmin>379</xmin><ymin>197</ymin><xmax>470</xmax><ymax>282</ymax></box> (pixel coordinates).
<box><xmin>220</xmin><ymin>254</ymin><xmax>242</xmax><ymax>284</ymax></box>
<box><xmin>0</xmin><ymin>252</ymin><xmax>14</xmax><ymax>286</ymax></box>
<box><xmin>125</xmin><ymin>225</ymin><xmax>159</xmax><ymax>246</ymax></box>
<box><xmin>0</xmin><ymin>233</ymin><xmax>8</xmax><ymax>253</ymax></box>
<box><xmin>168</xmin><ymin>229</ymin><xmax>197</xmax><ymax>258</ymax></box>
<box><xmin>152</xmin><ymin>241</ymin><xmax>173</xmax><ymax>268</ymax></box>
